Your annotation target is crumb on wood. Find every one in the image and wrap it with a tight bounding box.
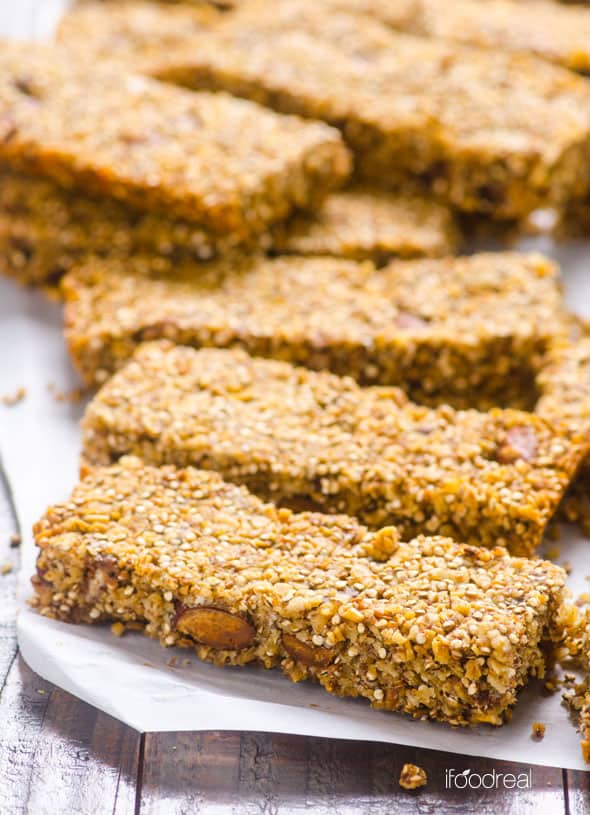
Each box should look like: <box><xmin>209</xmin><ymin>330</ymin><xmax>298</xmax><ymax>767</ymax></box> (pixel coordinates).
<box><xmin>532</xmin><ymin>721</ymin><xmax>546</xmax><ymax>740</ymax></box>
<box><xmin>1</xmin><ymin>386</ymin><xmax>26</xmax><ymax>407</ymax></box>
<box><xmin>399</xmin><ymin>763</ymin><xmax>427</xmax><ymax>790</ymax></box>
<box><xmin>47</xmin><ymin>383</ymin><xmax>87</xmax><ymax>404</ymax></box>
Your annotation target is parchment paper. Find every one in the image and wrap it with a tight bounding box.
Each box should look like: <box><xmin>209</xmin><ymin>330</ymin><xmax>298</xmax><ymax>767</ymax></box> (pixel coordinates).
<box><xmin>2</xmin><ymin>0</ymin><xmax>590</xmax><ymax>771</ymax></box>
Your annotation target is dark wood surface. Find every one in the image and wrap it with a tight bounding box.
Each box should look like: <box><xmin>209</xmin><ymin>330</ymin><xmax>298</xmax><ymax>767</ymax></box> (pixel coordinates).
<box><xmin>0</xmin><ymin>475</ymin><xmax>587</xmax><ymax>814</ymax></box>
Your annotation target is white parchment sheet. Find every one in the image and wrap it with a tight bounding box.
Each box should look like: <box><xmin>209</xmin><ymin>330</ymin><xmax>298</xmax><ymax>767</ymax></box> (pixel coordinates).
<box><xmin>2</xmin><ymin>0</ymin><xmax>590</xmax><ymax>772</ymax></box>
<box><xmin>0</xmin><ymin>237</ymin><xmax>590</xmax><ymax>770</ymax></box>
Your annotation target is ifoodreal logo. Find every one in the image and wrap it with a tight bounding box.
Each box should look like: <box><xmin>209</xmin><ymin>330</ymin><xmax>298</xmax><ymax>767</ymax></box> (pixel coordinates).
<box><xmin>445</xmin><ymin>768</ymin><xmax>532</xmax><ymax>790</ymax></box>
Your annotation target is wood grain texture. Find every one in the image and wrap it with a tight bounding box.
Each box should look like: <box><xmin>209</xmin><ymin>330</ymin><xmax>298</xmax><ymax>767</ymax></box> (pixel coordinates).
<box><xmin>0</xmin><ymin>655</ymin><xmax>141</xmax><ymax>815</ymax></box>
<box><xmin>566</xmin><ymin>769</ymin><xmax>590</xmax><ymax>815</ymax></box>
<box><xmin>138</xmin><ymin>732</ymin><xmax>566</xmax><ymax>814</ymax></box>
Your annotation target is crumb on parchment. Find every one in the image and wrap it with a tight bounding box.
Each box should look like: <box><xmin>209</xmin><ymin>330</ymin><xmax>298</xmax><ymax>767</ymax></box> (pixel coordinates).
<box><xmin>532</xmin><ymin>722</ymin><xmax>546</xmax><ymax>740</ymax></box>
<box><xmin>1</xmin><ymin>386</ymin><xmax>26</xmax><ymax>407</ymax></box>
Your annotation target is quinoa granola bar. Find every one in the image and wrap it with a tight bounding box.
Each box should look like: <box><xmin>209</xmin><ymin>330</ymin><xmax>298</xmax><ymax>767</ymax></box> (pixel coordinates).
<box><xmin>327</xmin><ymin>0</ymin><xmax>590</xmax><ymax>74</ymax></box>
<box><xmin>0</xmin><ymin>171</ymin><xmax>457</xmax><ymax>286</ymax></box>
<box><xmin>63</xmin><ymin>251</ymin><xmax>565</xmax><ymax>408</ymax></box>
<box><xmin>536</xmin><ymin>338</ymin><xmax>590</xmax><ymax>533</ymax></box>
<box><xmin>81</xmin><ymin>342</ymin><xmax>588</xmax><ymax>556</ymax></box>
<box><xmin>62</xmin><ymin>0</ymin><xmax>590</xmax><ymax>217</ymax></box>
<box><xmin>0</xmin><ymin>41</ymin><xmax>350</xmax><ymax>242</ymax></box>
<box><xmin>559</xmin><ymin>607</ymin><xmax>590</xmax><ymax>762</ymax></box>
<box><xmin>271</xmin><ymin>185</ymin><xmax>459</xmax><ymax>263</ymax></box>
<box><xmin>31</xmin><ymin>455</ymin><xmax>568</xmax><ymax>727</ymax></box>
<box><xmin>0</xmin><ymin>168</ymin><xmax>268</xmax><ymax>286</ymax></box>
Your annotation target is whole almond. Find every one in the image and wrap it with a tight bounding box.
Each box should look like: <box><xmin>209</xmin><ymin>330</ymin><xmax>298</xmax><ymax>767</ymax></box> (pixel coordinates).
<box><xmin>283</xmin><ymin>632</ymin><xmax>337</xmax><ymax>667</ymax></box>
<box><xmin>176</xmin><ymin>606</ymin><xmax>255</xmax><ymax>650</ymax></box>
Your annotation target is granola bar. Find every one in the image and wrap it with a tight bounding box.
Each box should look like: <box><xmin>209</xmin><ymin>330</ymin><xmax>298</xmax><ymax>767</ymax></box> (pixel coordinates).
<box><xmin>0</xmin><ymin>41</ymin><xmax>350</xmax><ymax>242</ymax></box>
<box><xmin>63</xmin><ymin>251</ymin><xmax>565</xmax><ymax>408</ymax></box>
<box><xmin>327</xmin><ymin>0</ymin><xmax>590</xmax><ymax>74</ymax></box>
<box><xmin>565</xmin><ymin>680</ymin><xmax>590</xmax><ymax>763</ymax></box>
<box><xmin>80</xmin><ymin>342</ymin><xmax>588</xmax><ymax>555</ymax></box>
<box><xmin>0</xmin><ymin>171</ymin><xmax>457</xmax><ymax>286</ymax></box>
<box><xmin>271</xmin><ymin>185</ymin><xmax>459</xmax><ymax>262</ymax></box>
<box><xmin>31</xmin><ymin>455</ymin><xmax>568</xmax><ymax>727</ymax></box>
<box><xmin>61</xmin><ymin>0</ymin><xmax>590</xmax><ymax>217</ymax></box>
<box><xmin>536</xmin><ymin>338</ymin><xmax>590</xmax><ymax>533</ymax></box>
<box><xmin>0</xmin><ymin>168</ymin><xmax>268</xmax><ymax>286</ymax></box>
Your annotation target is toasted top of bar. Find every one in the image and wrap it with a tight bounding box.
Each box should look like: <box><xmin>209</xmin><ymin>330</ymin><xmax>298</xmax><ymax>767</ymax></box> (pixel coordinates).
<box><xmin>0</xmin><ymin>41</ymin><xmax>349</xmax><ymax>233</ymax></box>
<box><xmin>272</xmin><ymin>186</ymin><xmax>459</xmax><ymax>260</ymax></box>
<box><xmin>34</xmin><ymin>455</ymin><xmax>566</xmax><ymax>652</ymax></box>
<box><xmin>58</xmin><ymin>1</ymin><xmax>225</xmax><ymax>72</ymax></box>
<box><xmin>82</xmin><ymin>342</ymin><xmax>586</xmax><ymax>533</ymax></box>
<box><xmin>537</xmin><ymin>339</ymin><xmax>590</xmax><ymax>431</ymax></box>
<box><xmin>331</xmin><ymin>0</ymin><xmax>590</xmax><ymax>73</ymax></box>
<box><xmin>64</xmin><ymin>250</ymin><xmax>565</xmax><ymax>352</ymax></box>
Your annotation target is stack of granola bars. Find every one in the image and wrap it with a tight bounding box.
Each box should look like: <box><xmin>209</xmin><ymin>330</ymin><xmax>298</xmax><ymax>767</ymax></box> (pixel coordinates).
<box><xmin>6</xmin><ymin>0</ymin><xmax>590</xmax><ymax>753</ymax></box>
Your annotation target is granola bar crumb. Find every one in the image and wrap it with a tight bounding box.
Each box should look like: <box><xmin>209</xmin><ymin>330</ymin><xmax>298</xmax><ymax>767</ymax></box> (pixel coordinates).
<box><xmin>1</xmin><ymin>562</ymin><xmax>13</xmax><ymax>575</ymax></box>
<box><xmin>1</xmin><ymin>386</ymin><xmax>26</xmax><ymax>407</ymax></box>
<box><xmin>9</xmin><ymin>534</ymin><xmax>21</xmax><ymax>548</ymax></box>
<box><xmin>48</xmin><ymin>384</ymin><xmax>87</xmax><ymax>404</ymax></box>
<box><xmin>399</xmin><ymin>763</ymin><xmax>427</xmax><ymax>790</ymax></box>
<box><xmin>111</xmin><ymin>622</ymin><xmax>126</xmax><ymax>637</ymax></box>
<box><xmin>532</xmin><ymin>721</ymin><xmax>546</xmax><ymax>740</ymax></box>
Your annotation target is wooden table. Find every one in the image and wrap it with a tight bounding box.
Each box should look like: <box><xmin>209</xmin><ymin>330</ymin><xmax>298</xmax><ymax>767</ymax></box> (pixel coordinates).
<box><xmin>1</xmin><ymin>478</ymin><xmax>589</xmax><ymax>813</ymax></box>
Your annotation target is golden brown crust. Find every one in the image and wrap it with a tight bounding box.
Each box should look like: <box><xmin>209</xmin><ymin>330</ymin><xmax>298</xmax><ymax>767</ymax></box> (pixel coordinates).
<box><xmin>31</xmin><ymin>456</ymin><xmax>568</xmax><ymax>727</ymax></box>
